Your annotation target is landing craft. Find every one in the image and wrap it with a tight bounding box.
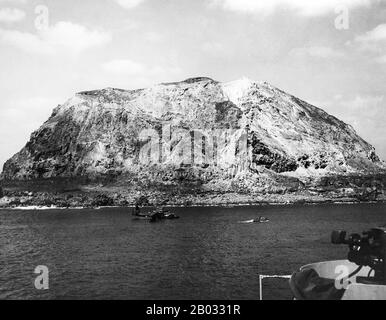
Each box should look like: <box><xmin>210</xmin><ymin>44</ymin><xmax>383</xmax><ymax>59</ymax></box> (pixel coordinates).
<box><xmin>132</xmin><ymin>207</ymin><xmax>180</xmax><ymax>223</ymax></box>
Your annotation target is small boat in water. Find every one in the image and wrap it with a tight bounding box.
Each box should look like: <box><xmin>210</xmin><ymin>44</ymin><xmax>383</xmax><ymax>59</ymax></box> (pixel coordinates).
<box><xmin>133</xmin><ymin>207</ymin><xmax>180</xmax><ymax>223</ymax></box>
<box><xmin>149</xmin><ymin>209</ymin><xmax>180</xmax><ymax>222</ymax></box>
<box><xmin>240</xmin><ymin>217</ymin><xmax>270</xmax><ymax>224</ymax></box>
<box><xmin>164</xmin><ymin>213</ymin><xmax>180</xmax><ymax>220</ymax></box>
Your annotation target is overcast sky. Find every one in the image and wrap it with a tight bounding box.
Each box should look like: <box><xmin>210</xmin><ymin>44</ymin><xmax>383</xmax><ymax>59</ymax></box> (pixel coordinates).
<box><xmin>0</xmin><ymin>0</ymin><xmax>385</xmax><ymax>169</ymax></box>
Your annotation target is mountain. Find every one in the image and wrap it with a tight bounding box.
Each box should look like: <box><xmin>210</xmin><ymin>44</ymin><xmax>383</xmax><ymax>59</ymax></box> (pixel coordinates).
<box><xmin>1</xmin><ymin>77</ymin><xmax>385</xmax><ymax>207</ymax></box>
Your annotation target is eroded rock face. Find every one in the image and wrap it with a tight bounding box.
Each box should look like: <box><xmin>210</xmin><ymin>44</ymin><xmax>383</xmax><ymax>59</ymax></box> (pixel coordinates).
<box><xmin>1</xmin><ymin>77</ymin><xmax>384</xmax><ymax>187</ymax></box>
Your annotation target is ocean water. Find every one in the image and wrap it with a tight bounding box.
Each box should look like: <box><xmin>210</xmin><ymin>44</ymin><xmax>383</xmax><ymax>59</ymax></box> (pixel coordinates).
<box><xmin>0</xmin><ymin>203</ymin><xmax>385</xmax><ymax>300</ymax></box>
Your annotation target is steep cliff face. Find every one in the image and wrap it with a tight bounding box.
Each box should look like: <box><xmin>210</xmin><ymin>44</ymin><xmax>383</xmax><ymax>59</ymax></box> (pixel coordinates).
<box><xmin>1</xmin><ymin>77</ymin><xmax>384</xmax><ymax>188</ymax></box>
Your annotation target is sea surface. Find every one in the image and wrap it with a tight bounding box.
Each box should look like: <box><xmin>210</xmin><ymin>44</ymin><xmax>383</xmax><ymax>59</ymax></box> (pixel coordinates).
<box><xmin>0</xmin><ymin>203</ymin><xmax>385</xmax><ymax>300</ymax></box>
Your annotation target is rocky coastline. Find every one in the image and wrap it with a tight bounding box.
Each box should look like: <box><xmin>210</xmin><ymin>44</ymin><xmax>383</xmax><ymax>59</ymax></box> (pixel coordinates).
<box><xmin>0</xmin><ymin>191</ymin><xmax>384</xmax><ymax>210</ymax></box>
<box><xmin>0</xmin><ymin>172</ymin><xmax>384</xmax><ymax>209</ymax></box>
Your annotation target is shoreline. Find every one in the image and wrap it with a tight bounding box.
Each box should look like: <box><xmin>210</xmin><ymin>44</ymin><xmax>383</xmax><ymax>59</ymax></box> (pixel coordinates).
<box><xmin>1</xmin><ymin>199</ymin><xmax>384</xmax><ymax>211</ymax></box>
<box><xmin>1</xmin><ymin>173</ymin><xmax>384</xmax><ymax>211</ymax></box>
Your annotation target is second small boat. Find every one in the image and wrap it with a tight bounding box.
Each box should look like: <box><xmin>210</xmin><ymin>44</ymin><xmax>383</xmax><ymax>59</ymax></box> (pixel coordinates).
<box><xmin>240</xmin><ymin>217</ymin><xmax>270</xmax><ymax>224</ymax></box>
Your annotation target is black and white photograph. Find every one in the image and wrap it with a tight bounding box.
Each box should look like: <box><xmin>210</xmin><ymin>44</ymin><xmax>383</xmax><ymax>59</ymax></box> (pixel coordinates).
<box><xmin>0</xmin><ymin>0</ymin><xmax>386</xmax><ymax>307</ymax></box>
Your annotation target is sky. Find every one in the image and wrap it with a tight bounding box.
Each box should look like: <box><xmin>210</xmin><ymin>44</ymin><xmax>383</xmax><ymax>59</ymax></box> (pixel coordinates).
<box><xmin>0</xmin><ymin>0</ymin><xmax>385</xmax><ymax>169</ymax></box>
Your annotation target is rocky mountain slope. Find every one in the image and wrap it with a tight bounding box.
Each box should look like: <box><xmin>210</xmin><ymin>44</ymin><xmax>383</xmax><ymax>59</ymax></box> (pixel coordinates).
<box><xmin>1</xmin><ymin>77</ymin><xmax>385</xmax><ymax>206</ymax></box>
